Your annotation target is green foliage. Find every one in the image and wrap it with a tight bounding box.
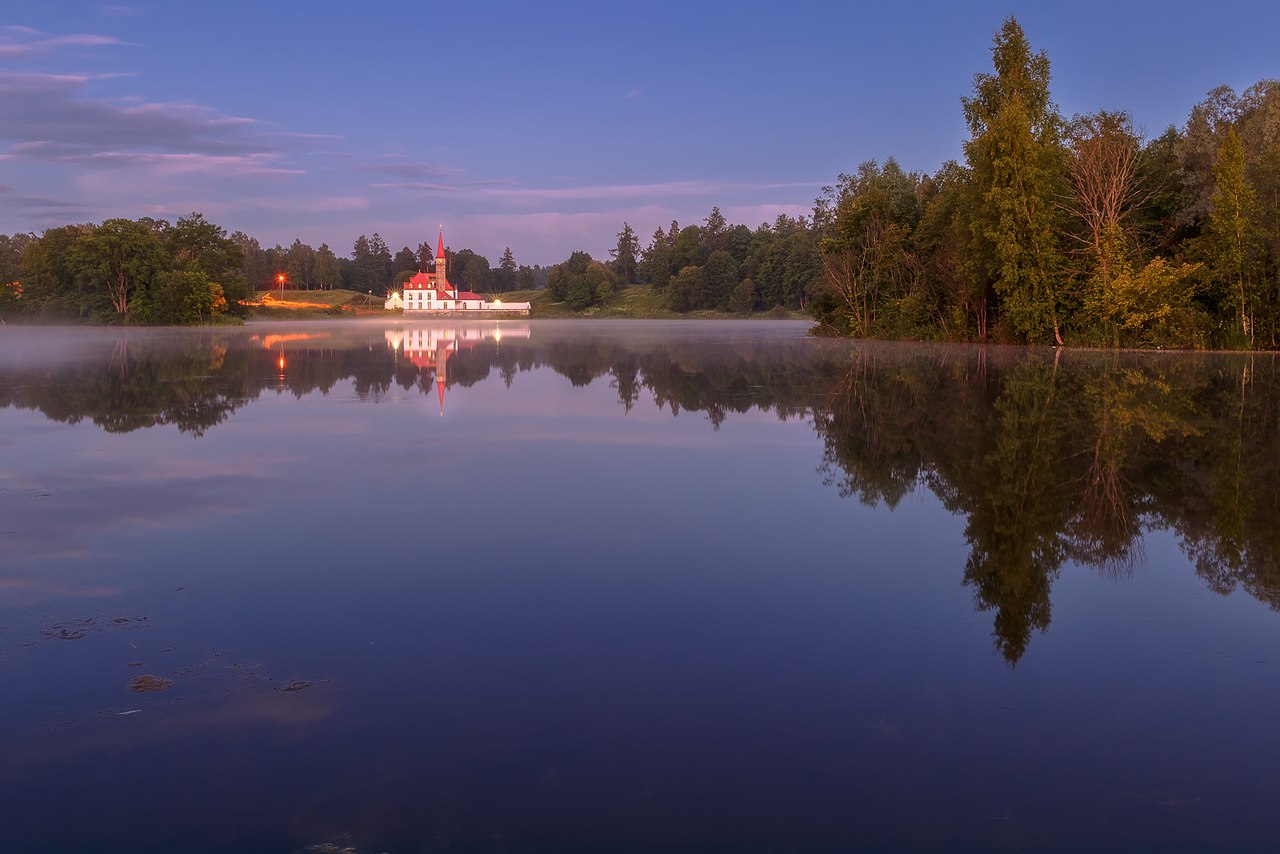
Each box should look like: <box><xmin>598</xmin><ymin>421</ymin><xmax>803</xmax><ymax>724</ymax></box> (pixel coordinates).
<box><xmin>495</xmin><ymin>246</ymin><xmax>518</xmax><ymax>292</ymax></box>
<box><xmin>667</xmin><ymin>265</ymin><xmax>704</xmax><ymax>313</ymax></box>
<box><xmin>547</xmin><ymin>251</ymin><xmax>617</xmax><ymax>311</ymax></box>
<box><xmin>73</xmin><ymin>218</ymin><xmax>167</xmax><ymax>318</ymax></box>
<box><xmin>962</xmin><ymin>16</ymin><xmax>1068</xmax><ymax>344</ymax></box>
<box><xmin>452</xmin><ymin>249</ymin><xmax>493</xmax><ymax>293</ymax></box>
<box><xmin>1081</xmin><ymin>257</ymin><xmax>1208</xmax><ymax>347</ymax></box>
<box><xmin>135</xmin><ymin>270</ymin><xmax>228</xmax><ymax>325</ymax></box>
<box><xmin>729</xmin><ymin>277</ymin><xmax>756</xmax><ymax>313</ymax></box>
<box><xmin>1203</xmin><ymin>127</ymin><xmax>1265</xmax><ymax>342</ymax></box>
<box><xmin>169</xmin><ymin>213</ymin><xmax>248</xmax><ymax>316</ymax></box>
<box><xmin>814</xmin><ymin>159</ymin><xmax>923</xmax><ymax>336</ymax></box>
<box><xmin>610</xmin><ymin>223</ymin><xmax>640</xmax><ymax>284</ymax></box>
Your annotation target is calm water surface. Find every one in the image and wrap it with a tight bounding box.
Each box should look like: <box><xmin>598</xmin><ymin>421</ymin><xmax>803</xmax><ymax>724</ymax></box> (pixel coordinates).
<box><xmin>1</xmin><ymin>319</ymin><xmax>1278</xmax><ymax>853</ymax></box>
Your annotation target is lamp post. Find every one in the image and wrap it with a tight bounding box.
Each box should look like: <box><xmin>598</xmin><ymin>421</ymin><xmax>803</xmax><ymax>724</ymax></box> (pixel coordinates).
<box><xmin>276</xmin><ymin>273</ymin><xmax>286</xmax><ymax>301</ymax></box>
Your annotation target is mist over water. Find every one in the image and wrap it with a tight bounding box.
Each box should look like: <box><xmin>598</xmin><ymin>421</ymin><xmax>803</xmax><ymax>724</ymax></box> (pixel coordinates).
<box><xmin>2</xmin><ymin>320</ymin><xmax>1278</xmax><ymax>853</ymax></box>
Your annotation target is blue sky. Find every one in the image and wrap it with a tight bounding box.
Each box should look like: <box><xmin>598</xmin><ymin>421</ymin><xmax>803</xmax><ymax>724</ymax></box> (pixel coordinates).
<box><xmin>2</xmin><ymin>0</ymin><xmax>1277</xmax><ymax>265</ymax></box>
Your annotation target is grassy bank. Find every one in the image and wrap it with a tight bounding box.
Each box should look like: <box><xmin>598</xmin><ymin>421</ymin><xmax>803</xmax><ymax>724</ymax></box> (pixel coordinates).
<box><xmin>248</xmin><ymin>289</ymin><xmax>388</xmax><ymax>319</ymax></box>
<box><xmin>502</xmin><ymin>286</ymin><xmax>807</xmax><ymax>320</ymax></box>
<box><xmin>246</xmin><ymin>286</ymin><xmax>807</xmax><ymax>321</ymax></box>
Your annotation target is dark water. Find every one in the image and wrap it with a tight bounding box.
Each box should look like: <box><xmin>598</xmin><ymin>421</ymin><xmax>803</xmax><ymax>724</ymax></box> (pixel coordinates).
<box><xmin>2</xmin><ymin>319</ymin><xmax>1278</xmax><ymax>853</ymax></box>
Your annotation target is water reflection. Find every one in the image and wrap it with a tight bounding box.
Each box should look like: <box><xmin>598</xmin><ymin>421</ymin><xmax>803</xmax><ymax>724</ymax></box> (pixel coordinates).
<box><xmin>814</xmin><ymin>345</ymin><xmax>1280</xmax><ymax>662</ymax></box>
<box><xmin>1</xmin><ymin>325</ymin><xmax>1278</xmax><ymax>665</ymax></box>
<box><xmin>3</xmin><ymin>321</ymin><xmax>1280</xmax><ymax>851</ymax></box>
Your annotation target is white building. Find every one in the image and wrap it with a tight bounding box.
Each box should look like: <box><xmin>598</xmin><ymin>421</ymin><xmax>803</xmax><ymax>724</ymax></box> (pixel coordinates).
<box><xmin>386</xmin><ymin>228</ymin><xmax>530</xmax><ymax>315</ymax></box>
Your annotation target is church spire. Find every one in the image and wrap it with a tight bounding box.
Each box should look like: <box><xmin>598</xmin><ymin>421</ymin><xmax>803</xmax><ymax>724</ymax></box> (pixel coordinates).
<box><xmin>436</xmin><ymin>226</ymin><xmax>445</xmax><ymax>260</ymax></box>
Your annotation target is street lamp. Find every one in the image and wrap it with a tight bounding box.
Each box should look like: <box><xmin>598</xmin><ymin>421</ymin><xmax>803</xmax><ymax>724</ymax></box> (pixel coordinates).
<box><xmin>276</xmin><ymin>273</ymin><xmax>286</xmax><ymax>301</ymax></box>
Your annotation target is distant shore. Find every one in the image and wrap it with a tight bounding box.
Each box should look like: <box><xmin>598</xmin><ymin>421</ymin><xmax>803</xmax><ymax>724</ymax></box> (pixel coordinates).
<box><xmin>247</xmin><ymin>288</ymin><xmax>808</xmax><ymax>322</ymax></box>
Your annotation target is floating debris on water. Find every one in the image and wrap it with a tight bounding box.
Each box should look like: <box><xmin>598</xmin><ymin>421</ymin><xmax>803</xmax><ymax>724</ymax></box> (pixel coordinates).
<box><xmin>129</xmin><ymin>675</ymin><xmax>172</xmax><ymax>693</ymax></box>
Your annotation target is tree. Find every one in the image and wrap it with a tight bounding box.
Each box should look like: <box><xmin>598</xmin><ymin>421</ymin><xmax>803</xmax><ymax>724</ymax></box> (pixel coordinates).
<box><xmin>497</xmin><ymin>246</ymin><xmax>518</xmax><ymax>292</ymax></box>
<box><xmin>1065</xmin><ymin>112</ymin><xmax>1146</xmax><ymax>292</ymax></box>
<box><xmin>962</xmin><ymin>15</ymin><xmax>1068</xmax><ymax>344</ymax></box>
<box><xmin>517</xmin><ymin>264</ymin><xmax>535</xmax><ymax>290</ymax></box>
<box><xmin>703</xmin><ymin>249</ymin><xmax>738</xmax><ymax>310</ymax></box>
<box><xmin>136</xmin><ymin>269</ymin><xmax>227</xmax><ymax>324</ymax></box>
<box><xmin>703</xmin><ymin>206</ymin><xmax>728</xmax><ymax>253</ymax></box>
<box><xmin>451</xmin><ymin>249</ymin><xmax>493</xmax><ymax>292</ymax></box>
<box><xmin>21</xmin><ymin>224</ymin><xmax>95</xmax><ymax>315</ymax></box>
<box><xmin>610</xmin><ymin>222</ymin><xmax>640</xmax><ymax>284</ymax></box>
<box><xmin>1064</xmin><ymin>112</ymin><xmax>1149</xmax><ymax>341</ymax></box>
<box><xmin>547</xmin><ymin>250</ymin><xmax>616</xmax><ymax>310</ymax></box>
<box><xmin>814</xmin><ymin>159</ymin><xmax>922</xmax><ymax>336</ymax></box>
<box><xmin>393</xmin><ymin>245</ymin><xmax>419</xmax><ymax>279</ymax></box>
<box><xmin>368</xmin><ymin>233</ymin><xmax>392</xmax><ymax>293</ymax></box>
<box><xmin>916</xmin><ymin>161</ymin><xmax>989</xmax><ymax>338</ymax></box>
<box><xmin>1204</xmin><ymin>126</ymin><xmax>1264</xmax><ymax>342</ymax></box>
<box><xmin>729</xmin><ymin>277</ymin><xmax>757</xmax><ymax>313</ymax></box>
<box><xmin>667</xmin><ymin>265</ymin><xmax>704</xmax><ymax>312</ymax></box>
<box><xmin>73</xmin><ymin>219</ymin><xmax>166</xmax><ymax>317</ymax></box>
<box><xmin>641</xmin><ymin>225</ymin><xmax>673</xmax><ymax>290</ymax></box>
<box><xmin>315</xmin><ymin>243</ymin><xmax>341</xmax><ymax>290</ymax></box>
<box><xmin>671</xmin><ymin>224</ymin><xmax>705</xmax><ymax>272</ymax></box>
<box><xmin>286</xmin><ymin>239</ymin><xmax>316</xmax><ymax>289</ymax></box>
<box><xmin>351</xmin><ymin>235</ymin><xmax>373</xmax><ymax>292</ymax></box>
<box><xmin>231</xmin><ymin>230</ymin><xmax>272</xmax><ymax>291</ymax></box>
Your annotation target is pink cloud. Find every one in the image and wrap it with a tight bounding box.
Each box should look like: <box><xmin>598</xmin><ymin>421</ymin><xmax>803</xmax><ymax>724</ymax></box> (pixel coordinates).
<box><xmin>0</xmin><ymin>26</ymin><xmax>127</xmax><ymax>57</ymax></box>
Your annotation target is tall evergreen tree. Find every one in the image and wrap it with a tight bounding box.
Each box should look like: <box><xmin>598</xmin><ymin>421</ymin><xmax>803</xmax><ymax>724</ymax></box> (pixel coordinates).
<box><xmin>610</xmin><ymin>222</ymin><xmax>640</xmax><ymax>284</ymax></box>
<box><xmin>962</xmin><ymin>15</ymin><xmax>1068</xmax><ymax>344</ymax></box>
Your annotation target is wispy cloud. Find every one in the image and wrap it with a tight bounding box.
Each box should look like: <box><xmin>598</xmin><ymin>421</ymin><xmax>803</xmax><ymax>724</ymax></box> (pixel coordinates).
<box><xmin>100</xmin><ymin>5</ymin><xmax>137</xmax><ymax>16</ymax></box>
<box><xmin>370</xmin><ymin>178</ymin><xmax>517</xmax><ymax>192</ymax></box>
<box><xmin>626</xmin><ymin>86</ymin><xmax>644</xmax><ymax>99</ymax></box>
<box><xmin>0</xmin><ymin>71</ymin><xmax>263</xmax><ymax>158</ymax></box>
<box><xmin>243</xmin><ymin>195</ymin><xmax>370</xmax><ymax>213</ymax></box>
<box><xmin>6</xmin><ymin>145</ymin><xmax>301</xmax><ymax>178</ymax></box>
<box><xmin>363</xmin><ymin>154</ymin><xmax>467</xmax><ymax>180</ymax></box>
<box><xmin>0</xmin><ymin>183</ymin><xmax>93</xmax><ymax>214</ymax></box>
<box><xmin>0</xmin><ymin>25</ymin><xmax>127</xmax><ymax>57</ymax></box>
<box><xmin>374</xmin><ymin>178</ymin><xmax>818</xmax><ymax>205</ymax></box>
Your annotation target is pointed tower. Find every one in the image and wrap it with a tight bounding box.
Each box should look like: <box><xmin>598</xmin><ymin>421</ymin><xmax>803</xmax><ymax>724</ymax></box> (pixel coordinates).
<box><xmin>435</xmin><ymin>226</ymin><xmax>448</xmax><ymax>294</ymax></box>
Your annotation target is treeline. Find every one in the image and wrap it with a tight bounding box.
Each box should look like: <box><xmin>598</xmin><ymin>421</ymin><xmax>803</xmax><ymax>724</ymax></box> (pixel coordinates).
<box><xmin>0</xmin><ymin>215</ymin><xmax>246</xmax><ymax>324</ymax></box>
<box><xmin>7</xmin><ymin>15</ymin><xmax>1280</xmax><ymax>339</ymax></box>
<box><xmin>548</xmin><ymin>16</ymin><xmax>1280</xmax><ymax>346</ymax></box>
<box><xmin>237</xmin><ymin>233</ymin><xmax>549</xmax><ymax>296</ymax></box>
<box><xmin>0</xmin><ymin>219</ymin><xmax>549</xmax><ymax>323</ymax></box>
<box><xmin>543</xmin><ymin>212</ymin><xmax>821</xmax><ymax>313</ymax></box>
<box><xmin>807</xmin><ymin>18</ymin><xmax>1280</xmax><ymax>349</ymax></box>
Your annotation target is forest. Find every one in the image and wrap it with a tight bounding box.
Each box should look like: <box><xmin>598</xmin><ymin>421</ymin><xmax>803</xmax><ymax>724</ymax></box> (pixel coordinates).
<box><xmin>3</xmin><ymin>16</ymin><xmax>1280</xmax><ymax>347</ymax></box>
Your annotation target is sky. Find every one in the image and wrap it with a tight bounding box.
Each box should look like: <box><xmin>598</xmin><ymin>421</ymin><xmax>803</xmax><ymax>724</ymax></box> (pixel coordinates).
<box><xmin>2</xmin><ymin>0</ymin><xmax>1278</xmax><ymax>265</ymax></box>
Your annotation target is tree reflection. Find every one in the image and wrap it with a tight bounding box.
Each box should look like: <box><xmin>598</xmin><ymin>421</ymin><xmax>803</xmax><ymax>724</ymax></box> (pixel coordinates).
<box><xmin>3</xmin><ymin>327</ymin><xmax>1279</xmax><ymax>661</ymax></box>
<box><xmin>815</xmin><ymin>345</ymin><xmax>1280</xmax><ymax>663</ymax></box>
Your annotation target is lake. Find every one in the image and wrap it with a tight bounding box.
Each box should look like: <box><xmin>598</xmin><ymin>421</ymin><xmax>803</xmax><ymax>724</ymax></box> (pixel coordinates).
<box><xmin>1</xmin><ymin>319</ymin><xmax>1278</xmax><ymax>853</ymax></box>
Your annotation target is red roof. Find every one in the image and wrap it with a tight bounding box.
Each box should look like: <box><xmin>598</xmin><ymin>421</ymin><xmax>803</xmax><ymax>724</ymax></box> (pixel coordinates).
<box><xmin>457</xmin><ymin>291</ymin><xmax>484</xmax><ymax>301</ymax></box>
<box><xmin>436</xmin><ymin>228</ymin><xmax>446</xmax><ymax>259</ymax></box>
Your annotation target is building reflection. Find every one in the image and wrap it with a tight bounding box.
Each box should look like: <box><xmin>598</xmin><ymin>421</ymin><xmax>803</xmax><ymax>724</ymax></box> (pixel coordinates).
<box><xmin>385</xmin><ymin>324</ymin><xmax>531</xmax><ymax>414</ymax></box>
